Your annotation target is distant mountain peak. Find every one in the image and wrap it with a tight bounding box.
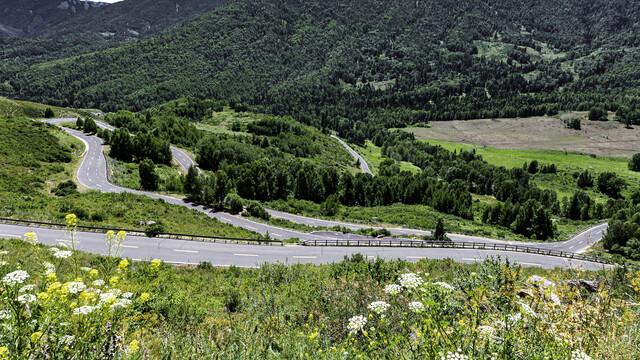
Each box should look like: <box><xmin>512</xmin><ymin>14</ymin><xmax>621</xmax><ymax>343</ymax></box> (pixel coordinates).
<box><xmin>0</xmin><ymin>0</ymin><xmax>105</xmax><ymax>37</ymax></box>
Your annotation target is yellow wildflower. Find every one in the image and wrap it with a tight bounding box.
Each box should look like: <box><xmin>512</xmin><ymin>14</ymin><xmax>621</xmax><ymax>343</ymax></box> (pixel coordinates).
<box><xmin>150</xmin><ymin>259</ymin><xmax>161</xmax><ymax>271</ymax></box>
<box><xmin>139</xmin><ymin>293</ymin><xmax>150</xmax><ymax>302</ymax></box>
<box><xmin>118</xmin><ymin>259</ymin><xmax>129</xmax><ymax>271</ymax></box>
<box><xmin>0</xmin><ymin>346</ymin><xmax>7</xmax><ymax>359</ymax></box>
<box><xmin>46</xmin><ymin>273</ymin><xmax>57</xmax><ymax>282</ymax></box>
<box><xmin>109</xmin><ymin>276</ymin><xmax>119</xmax><ymax>285</ymax></box>
<box><xmin>24</xmin><ymin>231</ymin><xmax>38</xmax><ymax>245</ymax></box>
<box><xmin>128</xmin><ymin>339</ymin><xmax>139</xmax><ymax>353</ymax></box>
<box><xmin>79</xmin><ymin>292</ymin><xmax>95</xmax><ymax>301</ymax></box>
<box><xmin>89</xmin><ymin>269</ymin><xmax>99</xmax><ymax>277</ymax></box>
<box><xmin>65</xmin><ymin>214</ymin><xmax>77</xmax><ymax>227</ymax></box>
<box><xmin>30</xmin><ymin>332</ymin><xmax>42</xmax><ymax>342</ymax></box>
<box><xmin>37</xmin><ymin>292</ymin><xmax>49</xmax><ymax>301</ymax></box>
<box><xmin>48</xmin><ymin>282</ymin><xmax>62</xmax><ymax>293</ymax></box>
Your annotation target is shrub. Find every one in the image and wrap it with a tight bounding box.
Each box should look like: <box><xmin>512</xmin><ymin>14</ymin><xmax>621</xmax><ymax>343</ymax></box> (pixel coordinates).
<box><xmin>44</xmin><ymin>107</ymin><xmax>54</xmax><ymax>118</ymax></box>
<box><xmin>245</xmin><ymin>200</ymin><xmax>270</xmax><ymax>220</ymax></box>
<box><xmin>52</xmin><ymin>180</ymin><xmax>77</xmax><ymax>197</ymax></box>
<box><xmin>225</xmin><ymin>193</ymin><xmax>244</xmax><ymax>214</ymax></box>
<box><xmin>629</xmin><ymin>153</ymin><xmax>640</xmax><ymax>172</ymax></box>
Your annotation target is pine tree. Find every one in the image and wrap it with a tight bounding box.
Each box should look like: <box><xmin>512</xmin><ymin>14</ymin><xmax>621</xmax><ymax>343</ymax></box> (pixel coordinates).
<box><xmin>183</xmin><ymin>165</ymin><xmax>201</xmax><ymax>201</ymax></box>
<box><xmin>434</xmin><ymin>218</ymin><xmax>448</xmax><ymax>241</ymax></box>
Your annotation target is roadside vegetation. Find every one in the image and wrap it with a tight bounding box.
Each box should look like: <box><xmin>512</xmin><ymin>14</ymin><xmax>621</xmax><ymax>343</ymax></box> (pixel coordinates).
<box><xmin>0</xmin><ymin>114</ymin><xmax>260</xmax><ymax>239</ymax></box>
<box><xmin>1</xmin><ymin>233</ymin><xmax>638</xmax><ymax>359</ymax></box>
<box><xmin>4</xmin><ymin>98</ymin><xmax>640</xmax><ymax>257</ymax></box>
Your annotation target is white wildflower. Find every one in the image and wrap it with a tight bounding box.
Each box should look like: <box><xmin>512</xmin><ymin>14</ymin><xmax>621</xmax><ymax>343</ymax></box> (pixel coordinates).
<box><xmin>0</xmin><ymin>310</ymin><xmax>11</xmax><ymax>320</ymax></box>
<box><xmin>368</xmin><ymin>301</ymin><xmax>390</xmax><ymax>315</ymax></box>
<box><xmin>0</xmin><ymin>262</ymin><xmax>6</xmax><ymax>266</ymax></box>
<box><xmin>508</xmin><ymin>313</ymin><xmax>522</xmax><ymax>324</ymax></box>
<box><xmin>64</xmin><ymin>282</ymin><xmax>86</xmax><ymax>294</ymax></box>
<box><xmin>433</xmin><ymin>281</ymin><xmax>454</xmax><ymax>290</ymax></box>
<box><xmin>73</xmin><ymin>305</ymin><xmax>97</xmax><ymax>315</ymax></box>
<box><xmin>399</xmin><ymin>273</ymin><xmax>423</xmax><ymax>289</ymax></box>
<box><xmin>53</xmin><ymin>251</ymin><xmax>73</xmax><ymax>259</ymax></box>
<box><xmin>106</xmin><ymin>289</ymin><xmax>122</xmax><ymax>296</ymax></box>
<box><xmin>571</xmin><ymin>349</ymin><xmax>592</xmax><ymax>360</ymax></box>
<box><xmin>122</xmin><ymin>292</ymin><xmax>133</xmax><ymax>299</ymax></box>
<box><xmin>347</xmin><ymin>315</ymin><xmax>367</xmax><ymax>335</ymax></box>
<box><xmin>19</xmin><ymin>285</ymin><xmax>36</xmax><ymax>293</ymax></box>
<box><xmin>110</xmin><ymin>299</ymin><xmax>131</xmax><ymax>310</ymax></box>
<box><xmin>92</xmin><ymin>280</ymin><xmax>105</xmax><ymax>287</ymax></box>
<box><xmin>80</xmin><ymin>267</ymin><xmax>92</xmax><ymax>272</ymax></box>
<box><xmin>477</xmin><ymin>325</ymin><xmax>496</xmax><ymax>338</ymax></box>
<box><xmin>518</xmin><ymin>301</ymin><xmax>538</xmax><ymax>318</ymax></box>
<box><xmin>99</xmin><ymin>293</ymin><xmax>117</xmax><ymax>305</ymax></box>
<box><xmin>0</xmin><ymin>251</ymin><xmax>8</xmax><ymax>255</ymax></box>
<box><xmin>441</xmin><ymin>349</ymin><xmax>469</xmax><ymax>360</ymax></box>
<box><xmin>43</xmin><ymin>262</ymin><xmax>55</xmax><ymax>275</ymax></box>
<box><xmin>408</xmin><ymin>301</ymin><xmax>425</xmax><ymax>313</ymax></box>
<box><xmin>59</xmin><ymin>335</ymin><xmax>75</xmax><ymax>346</ymax></box>
<box><xmin>17</xmin><ymin>294</ymin><xmax>37</xmax><ymax>304</ymax></box>
<box><xmin>384</xmin><ymin>284</ymin><xmax>402</xmax><ymax>295</ymax></box>
<box><xmin>2</xmin><ymin>270</ymin><xmax>29</xmax><ymax>286</ymax></box>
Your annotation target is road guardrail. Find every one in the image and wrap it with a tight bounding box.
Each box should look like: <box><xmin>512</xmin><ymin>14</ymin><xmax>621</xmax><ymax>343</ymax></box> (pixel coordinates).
<box><xmin>0</xmin><ymin>217</ymin><xmax>284</xmax><ymax>245</ymax></box>
<box><xmin>0</xmin><ymin>217</ymin><xmax>617</xmax><ymax>265</ymax></box>
<box><xmin>301</xmin><ymin>239</ymin><xmax>615</xmax><ymax>265</ymax></box>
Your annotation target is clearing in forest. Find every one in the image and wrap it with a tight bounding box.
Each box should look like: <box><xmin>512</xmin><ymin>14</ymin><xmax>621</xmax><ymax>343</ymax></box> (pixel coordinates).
<box><xmin>406</xmin><ymin>113</ymin><xmax>640</xmax><ymax>158</ymax></box>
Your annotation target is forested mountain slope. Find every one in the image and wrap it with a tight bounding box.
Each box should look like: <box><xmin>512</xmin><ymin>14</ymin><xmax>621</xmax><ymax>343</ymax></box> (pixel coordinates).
<box><xmin>0</xmin><ymin>0</ymin><xmax>229</xmax><ymax>86</ymax></box>
<box><xmin>4</xmin><ymin>0</ymin><xmax>640</xmax><ymax>142</ymax></box>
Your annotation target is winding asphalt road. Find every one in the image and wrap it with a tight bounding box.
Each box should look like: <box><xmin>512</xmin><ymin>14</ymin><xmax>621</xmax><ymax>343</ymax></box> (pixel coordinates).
<box><xmin>331</xmin><ymin>135</ymin><xmax>372</xmax><ymax>175</ymax></box>
<box><xmin>91</xmin><ymin>120</ymin><xmax>196</xmax><ymax>174</ymax></box>
<box><xmin>0</xmin><ymin>223</ymin><xmax>608</xmax><ymax>270</ymax></box>
<box><xmin>1</xmin><ymin>118</ymin><xmax>609</xmax><ymax>270</ymax></box>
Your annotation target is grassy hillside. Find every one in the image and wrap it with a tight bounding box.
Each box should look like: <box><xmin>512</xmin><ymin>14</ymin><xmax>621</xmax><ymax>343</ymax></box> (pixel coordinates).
<box><xmin>0</xmin><ymin>237</ymin><xmax>637</xmax><ymax>358</ymax></box>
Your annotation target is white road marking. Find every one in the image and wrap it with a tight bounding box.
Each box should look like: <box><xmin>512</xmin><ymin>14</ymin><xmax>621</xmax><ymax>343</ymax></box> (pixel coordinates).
<box><xmin>407</xmin><ymin>256</ymin><xmax>426</xmax><ymax>259</ymax></box>
<box><xmin>174</xmin><ymin>249</ymin><xmax>198</xmax><ymax>253</ymax></box>
<box><xmin>569</xmin><ymin>246</ymin><xmax>575</xmax><ymax>250</ymax></box>
<box><xmin>0</xmin><ymin>234</ymin><xmax>20</xmax><ymax>239</ymax></box>
<box><xmin>462</xmin><ymin>257</ymin><xmax>483</xmax><ymax>261</ymax></box>
<box><xmin>272</xmin><ymin>233</ymin><xmax>283</xmax><ymax>237</ymax></box>
<box><xmin>246</xmin><ymin>226</ymin><xmax>257</xmax><ymax>231</ymax></box>
<box><xmin>122</xmin><ymin>245</ymin><xmax>139</xmax><ymax>249</ymax></box>
<box><xmin>56</xmin><ymin>239</ymin><xmax>71</xmax><ymax>243</ymax></box>
<box><xmin>293</xmin><ymin>256</ymin><xmax>317</xmax><ymax>259</ymax></box>
<box><xmin>233</xmin><ymin>253</ymin><xmax>259</xmax><ymax>257</ymax></box>
<box><xmin>218</xmin><ymin>217</ymin><xmax>231</xmax><ymax>223</ymax></box>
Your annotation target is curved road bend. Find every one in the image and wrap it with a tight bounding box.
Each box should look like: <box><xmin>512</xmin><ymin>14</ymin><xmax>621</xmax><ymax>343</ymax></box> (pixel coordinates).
<box><xmin>0</xmin><ymin>223</ymin><xmax>608</xmax><ymax>270</ymax></box>
<box><xmin>28</xmin><ymin>119</ymin><xmax>609</xmax><ymax>267</ymax></box>
<box><xmin>47</xmin><ymin>118</ymin><xmax>197</xmax><ymax>174</ymax></box>
<box><xmin>331</xmin><ymin>135</ymin><xmax>372</xmax><ymax>175</ymax></box>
